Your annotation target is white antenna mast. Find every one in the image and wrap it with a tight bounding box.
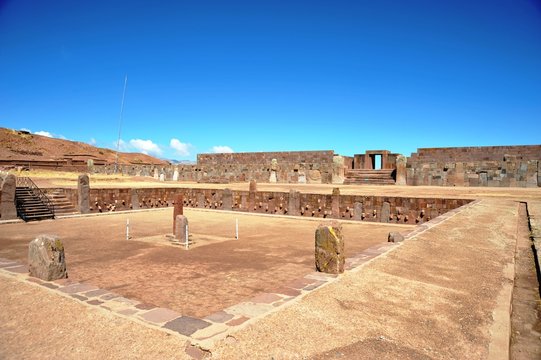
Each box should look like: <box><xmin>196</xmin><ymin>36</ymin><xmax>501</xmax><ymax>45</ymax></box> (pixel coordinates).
<box><xmin>115</xmin><ymin>74</ymin><xmax>128</xmax><ymax>173</ymax></box>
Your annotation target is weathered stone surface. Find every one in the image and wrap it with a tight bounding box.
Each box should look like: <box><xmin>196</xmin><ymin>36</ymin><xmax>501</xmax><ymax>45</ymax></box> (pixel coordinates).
<box><xmin>159</xmin><ymin>173</ymin><xmax>165</xmax><ymax>182</ymax></box>
<box><xmin>269</xmin><ymin>171</ymin><xmax>277</xmax><ymax>183</ymax></box>
<box><xmin>249</xmin><ymin>179</ymin><xmax>257</xmax><ymax>192</ymax></box>
<box><xmin>153</xmin><ymin>168</ymin><xmax>159</xmax><ymax>179</ymax></box>
<box><xmin>173</xmin><ymin>169</ymin><xmax>179</xmax><ymax>181</ymax></box>
<box><xmin>28</xmin><ymin>235</ymin><xmax>68</xmax><ymax>281</ymax></box>
<box><xmin>538</xmin><ymin>160</ymin><xmax>541</xmax><ymax>187</ymax></box>
<box><xmin>332</xmin><ymin>156</ymin><xmax>345</xmax><ymax>184</ymax></box>
<box><xmin>307</xmin><ymin>170</ymin><xmax>322</xmax><ymax>184</ymax></box>
<box><xmin>298</xmin><ymin>172</ymin><xmax>307</xmax><ymax>184</ymax></box>
<box><xmin>353</xmin><ymin>202</ymin><xmax>363</xmax><ymax>220</ymax></box>
<box><xmin>381</xmin><ymin>202</ymin><xmax>391</xmax><ymax>223</ymax></box>
<box><xmin>222</xmin><ymin>188</ymin><xmax>232</xmax><ymax>210</ymax></box>
<box><xmin>479</xmin><ymin>172</ymin><xmax>488</xmax><ymax>187</ymax></box>
<box><xmin>130</xmin><ymin>189</ymin><xmax>139</xmax><ymax>210</ymax></box>
<box><xmin>288</xmin><ymin>190</ymin><xmax>301</xmax><ymax>216</ymax></box>
<box><xmin>331</xmin><ymin>187</ymin><xmax>340</xmax><ymax>217</ymax></box>
<box><xmin>197</xmin><ymin>193</ymin><xmax>205</xmax><ymax>208</ymax></box>
<box><xmin>174</xmin><ymin>215</ymin><xmax>189</xmax><ymax>243</ymax></box>
<box><xmin>388</xmin><ymin>232</ymin><xmax>404</xmax><ymax>243</ymax></box>
<box><xmin>173</xmin><ymin>194</ymin><xmax>183</xmax><ymax>233</ymax></box>
<box><xmin>395</xmin><ymin>155</ymin><xmax>407</xmax><ymax>185</ymax></box>
<box><xmin>77</xmin><ymin>174</ymin><xmax>90</xmax><ymax>214</ymax></box>
<box><xmin>315</xmin><ymin>221</ymin><xmax>345</xmax><ymax>274</ymax></box>
<box><xmin>0</xmin><ymin>173</ymin><xmax>17</xmax><ymax>220</ymax></box>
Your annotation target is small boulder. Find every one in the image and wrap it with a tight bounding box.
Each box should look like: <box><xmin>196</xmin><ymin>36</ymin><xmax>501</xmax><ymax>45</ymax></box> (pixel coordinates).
<box><xmin>388</xmin><ymin>232</ymin><xmax>405</xmax><ymax>243</ymax></box>
<box><xmin>28</xmin><ymin>235</ymin><xmax>68</xmax><ymax>281</ymax></box>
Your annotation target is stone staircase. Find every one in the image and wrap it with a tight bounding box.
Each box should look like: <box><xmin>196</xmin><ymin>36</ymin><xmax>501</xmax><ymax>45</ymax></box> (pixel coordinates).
<box><xmin>344</xmin><ymin>169</ymin><xmax>396</xmax><ymax>185</ymax></box>
<box><xmin>48</xmin><ymin>189</ymin><xmax>78</xmax><ymax>216</ymax></box>
<box><xmin>15</xmin><ymin>186</ymin><xmax>55</xmax><ymax>221</ymax></box>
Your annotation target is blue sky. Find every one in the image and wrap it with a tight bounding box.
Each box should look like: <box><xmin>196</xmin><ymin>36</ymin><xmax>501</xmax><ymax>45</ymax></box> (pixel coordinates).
<box><xmin>1</xmin><ymin>0</ymin><xmax>540</xmax><ymax>161</ymax></box>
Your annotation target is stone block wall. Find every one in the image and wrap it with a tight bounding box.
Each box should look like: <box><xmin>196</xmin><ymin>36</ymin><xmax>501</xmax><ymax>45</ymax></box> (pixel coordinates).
<box><xmin>196</xmin><ymin>151</ymin><xmax>336</xmax><ymax>184</ymax></box>
<box><xmin>55</xmin><ymin>187</ymin><xmax>471</xmax><ymax>225</ymax></box>
<box><xmin>407</xmin><ymin>145</ymin><xmax>540</xmax><ymax>187</ymax></box>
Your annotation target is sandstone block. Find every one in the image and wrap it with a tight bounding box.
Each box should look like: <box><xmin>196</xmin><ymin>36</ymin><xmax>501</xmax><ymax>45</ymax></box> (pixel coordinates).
<box><xmin>174</xmin><ymin>215</ymin><xmax>189</xmax><ymax>243</ymax></box>
<box><xmin>0</xmin><ymin>174</ymin><xmax>17</xmax><ymax>220</ymax></box>
<box><xmin>381</xmin><ymin>202</ymin><xmax>391</xmax><ymax>223</ymax></box>
<box><xmin>249</xmin><ymin>179</ymin><xmax>257</xmax><ymax>192</ymax></box>
<box><xmin>315</xmin><ymin>221</ymin><xmax>344</xmax><ymax>274</ymax></box>
<box><xmin>388</xmin><ymin>232</ymin><xmax>404</xmax><ymax>243</ymax></box>
<box><xmin>28</xmin><ymin>235</ymin><xmax>68</xmax><ymax>281</ymax></box>
<box><xmin>222</xmin><ymin>188</ymin><xmax>232</xmax><ymax>210</ymax></box>
<box><xmin>173</xmin><ymin>194</ymin><xmax>184</xmax><ymax>232</ymax></box>
<box><xmin>395</xmin><ymin>155</ymin><xmax>407</xmax><ymax>185</ymax></box>
<box><xmin>77</xmin><ymin>174</ymin><xmax>90</xmax><ymax>214</ymax></box>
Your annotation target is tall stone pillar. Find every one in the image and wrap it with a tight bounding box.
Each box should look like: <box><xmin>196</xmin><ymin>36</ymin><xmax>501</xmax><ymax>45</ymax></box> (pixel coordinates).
<box><xmin>332</xmin><ymin>156</ymin><xmax>345</xmax><ymax>184</ymax></box>
<box><xmin>173</xmin><ymin>194</ymin><xmax>184</xmax><ymax>233</ymax></box>
<box><xmin>77</xmin><ymin>174</ymin><xmax>90</xmax><ymax>214</ymax></box>
<box><xmin>130</xmin><ymin>189</ymin><xmax>139</xmax><ymax>210</ymax></box>
<box><xmin>331</xmin><ymin>187</ymin><xmax>340</xmax><ymax>218</ymax></box>
<box><xmin>0</xmin><ymin>174</ymin><xmax>17</xmax><ymax>220</ymax></box>
<box><xmin>222</xmin><ymin>188</ymin><xmax>232</xmax><ymax>210</ymax></box>
<box><xmin>288</xmin><ymin>189</ymin><xmax>301</xmax><ymax>216</ymax></box>
<box><xmin>395</xmin><ymin>155</ymin><xmax>407</xmax><ymax>185</ymax></box>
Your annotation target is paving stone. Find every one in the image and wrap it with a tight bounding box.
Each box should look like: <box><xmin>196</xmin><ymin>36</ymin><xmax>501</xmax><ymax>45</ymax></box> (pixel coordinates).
<box><xmin>249</xmin><ymin>293</ymin><xmax>282</xmax><ymax>304</ymax></box>
<box><xmin>71</xmin><ymin>294</ymin><xmax>87</xmax><ymax>301</ymax></box>
<box><xmin>304</xmin><ymin>281</ymin><xmax>326</xmax><ymax>291</ymax></box>
<box><xmin>117</xmin><ymin>308</ymin><xmax>139</xmax><ymax>316</ymax></box>
<box><xmin>4</xmin><ymin>265</ymin><xmax>28</xmax><ymax>273</ymax></box>
<box><xmin>285</xmin><ymin>277</ymin><xmax>315</xmax><ymax>290</ymax></box>
<box><xmin>204</xmin><ymin>311</ymin><xmax>234</xmax><ymax>323</ymax></box>
<box><xmin>225</xmin><ymin>316</ymin><xmax>250</xmax><ymax>326</ymax></box>
<box><xmin>87</xmin><ymin>299</ymin><xmax>104</xmax><ymax>306</ymax></box>
<box><xmin>140</xmin><ymin>308</ymin><xmax>182</xmax><ymax>324</ymax></box>
<box><xmin>83</xmin><ymin>289</ymin><xmax>110</xmax><ymax>298</ymax></box>
<box><xmin>53</xmin><ymin>278</ymin><xmax>75</xmax><ymax>286</ymax></box>
<box><xmin>304</xmin><ymin>271</ymin><xmax>338</xmax><ymax>281</ymax></box>
<box><xmin>58</xmin><ymin>283</ymin><xmax>97</xmax><ymax>294</ymax></box>
<box><xmin>192</xmin><ymin>323</ymin><xmax>229</xmax><ymax>341</ymax></box>
<box><xmin>112</xmin><ymin>297</ymin><xmax>139</xmax><ymax>305</ymax></box>
<box><xmin>226</xmin><ymin>302</ymin><xmax>274</xmax><ymax>318</ymax></box>
<box><xmin>163</xmin><ymin>316</ymin><xmax>211</xmax><ymax>336</ymax></box>
<box><xmin>40</xmin><ymin>282</ymin><xmax>59</xmax><ymax>289</ymax></box>
<box><xmin>273</xmin><ymin>287</ymin><xmax>301</xmax><ymax>297</ymax></box>
<box><xmin>26</xmin><ymin>277</ymin><xmax>44</xmax><ymax>284</ymax></box>
<box><xmin>100</xmin><ymin>293</ymin><xmax>119</xmax><ymax>301</ymax></box>
<box><xmin>185</xmin><ymin>344</ymin><xmax>211</xmax><ymax>360</ymax></box>
<box><xmin>135</xmin><ymin>302</ymin><xmax>156</xmax><ymax>310</ymax></box>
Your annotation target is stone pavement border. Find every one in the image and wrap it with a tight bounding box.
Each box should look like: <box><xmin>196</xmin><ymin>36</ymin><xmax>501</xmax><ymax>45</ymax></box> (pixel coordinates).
<box><xmin>0</xmin><ymin>199</ymin><xmax>481</xmax><ymax>358</ymax></box>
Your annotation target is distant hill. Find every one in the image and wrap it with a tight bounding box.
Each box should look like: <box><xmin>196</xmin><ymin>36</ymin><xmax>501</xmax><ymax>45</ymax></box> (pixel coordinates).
<box><xmin>0</xmin><ymin>127</ymin><xmax>169</xmax><ymax>165</ymax></box>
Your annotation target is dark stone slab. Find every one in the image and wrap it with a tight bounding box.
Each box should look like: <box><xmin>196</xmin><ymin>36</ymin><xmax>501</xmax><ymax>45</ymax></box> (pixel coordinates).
<box><xmin>163</xmin><ymin>316</ymin><xmax>211</xmax><ymax>336</ymax></box>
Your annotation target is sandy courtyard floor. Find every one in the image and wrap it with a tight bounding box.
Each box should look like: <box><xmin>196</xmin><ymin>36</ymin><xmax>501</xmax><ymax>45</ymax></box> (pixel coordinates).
<box><xmin>0</xmin><ymin>208</ymin><xmax>410</xmax><ymax>318</ymax></box>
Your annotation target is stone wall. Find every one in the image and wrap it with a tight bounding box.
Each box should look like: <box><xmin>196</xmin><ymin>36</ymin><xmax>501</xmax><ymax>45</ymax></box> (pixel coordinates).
<box><xmin>89</xmin><ymin>150</ymin><xmax>339</xmax><ymax>184</ymax></box>
<box><xmin>54</xmin><ymin>187</ymin><xmax>471</xmax><ymax>225</ymax></box>
<box><xmin>196</xmin><ymin>151</ymin><xmax>336</xmax><ymax>184</ymax></box>
<box><xmin>407</xmin><ymin>145</ymin><xmax>540</xmax><ymax>187</ymax></box>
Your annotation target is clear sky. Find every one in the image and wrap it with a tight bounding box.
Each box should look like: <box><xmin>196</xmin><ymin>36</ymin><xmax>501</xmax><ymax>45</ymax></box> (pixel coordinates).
<box><xmin>1</xmin><ymin>0</ymin><xmax>540</xmax><ymax>161</ymax></box>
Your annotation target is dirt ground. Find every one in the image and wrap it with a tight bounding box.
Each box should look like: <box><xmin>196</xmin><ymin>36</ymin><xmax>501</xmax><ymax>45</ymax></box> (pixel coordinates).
<box><xmin>1</xmin><ymin>176</ymin><xmax>540</xmax><ymax>359</ymax></box>
<box><xmin>0</xmin><ymin>208</ymin><xmax>410</xmax><ymax>318</ymax></box>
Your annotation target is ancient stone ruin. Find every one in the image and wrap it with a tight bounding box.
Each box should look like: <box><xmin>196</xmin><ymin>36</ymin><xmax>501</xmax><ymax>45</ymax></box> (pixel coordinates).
<box><xmin>77</xmin><ymin>174</ymin><xmax>90</xmax><ymax>214</ymax></box>
<box><xmin>28</xmin><ymin>234</ymin><xmax>68</xmax><ymax>281</ymax></box>
<box><xmin>315</xmin><ymin>221</ymin><xmax>345</xmax><ymax>274</ymax></box>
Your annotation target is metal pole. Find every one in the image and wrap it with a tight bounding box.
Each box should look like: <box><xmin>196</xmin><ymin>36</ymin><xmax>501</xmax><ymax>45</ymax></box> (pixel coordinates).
<box><xmin>126</xmin><ymin>218</ymin><xmax>130</xmax><ymax>240</ymax></box>
<box><xmin>235</xmin><ymin>218</ymin><xmax>239</xmax><ymax>240</ymax></box>
<box><xmin>115</xmin><ymin>75</ymin><xmax>128</xmax><ymax>174</ymax></box>
<box><xmin>185</xmin><ymin>224</ymin><xmax>189</xmax><ymax>250</ymax></box>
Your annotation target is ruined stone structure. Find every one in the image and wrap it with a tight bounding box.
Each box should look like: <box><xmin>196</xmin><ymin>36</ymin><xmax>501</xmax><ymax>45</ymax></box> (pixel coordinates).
<box><xmin>315</xmin><ymin>221</ymin><xmax>345</xmax><ymax>274</ymax></box>
<box><xmin>55</xmin><ymin>186</ymin><xmax>470</xmax><ymax>225</ymax></box>
<box><xmin>77</xmin><ymin>174</ymin><xmax>90</xmax><ymax>214</ymax></box>
<box><xmin>0</xmin><ymin>172</ymin><xmax>17</xmax><ymax>220</ymax></box>
<box><xmin>28</xmin><ymin>234</ymin><xmax>68</xmax><ymax>281</ymax></box>
<box><xmin>407</xmin><ymin>145</ymin><xmax>541</xmax><ymax>187</ymax></box>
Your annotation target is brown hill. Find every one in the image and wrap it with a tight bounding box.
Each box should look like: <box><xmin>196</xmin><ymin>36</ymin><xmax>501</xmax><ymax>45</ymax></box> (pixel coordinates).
<box><xmin>0</xmin><ymin>127</ymin><xmax>169</xmax><ymax>166</ymax></box>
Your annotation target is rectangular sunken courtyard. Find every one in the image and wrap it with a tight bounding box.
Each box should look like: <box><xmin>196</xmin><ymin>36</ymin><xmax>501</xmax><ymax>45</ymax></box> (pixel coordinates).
<box><xmin>0</xmin><ymin>208</ymin><xmax>412</xmax><ymax>318</ymax></box>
